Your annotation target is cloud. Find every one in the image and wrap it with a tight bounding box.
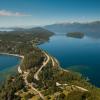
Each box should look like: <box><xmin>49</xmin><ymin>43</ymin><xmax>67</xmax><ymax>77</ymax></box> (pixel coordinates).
<box><xmin>0</xmin><ymin>10</ymin><xmax>31</xmax><ymax>16</ymax></box>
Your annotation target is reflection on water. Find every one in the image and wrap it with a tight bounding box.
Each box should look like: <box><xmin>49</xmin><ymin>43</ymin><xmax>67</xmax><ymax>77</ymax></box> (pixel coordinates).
<box><xmin>39</xmin><ymin>35</ymin><xmax>100</xmax><ymax>87</ymax></box>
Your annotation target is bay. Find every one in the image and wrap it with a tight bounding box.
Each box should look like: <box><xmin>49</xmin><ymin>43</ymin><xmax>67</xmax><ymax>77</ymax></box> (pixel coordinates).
<box><xmin>39</xmin><ymin>35</ymin><xmax>100</xmax><ymax>87</ymax></box>
<box><xmin>0</xmin><ymin>54</ymin><xmax>21</xmax><ymax>82</ymax></box>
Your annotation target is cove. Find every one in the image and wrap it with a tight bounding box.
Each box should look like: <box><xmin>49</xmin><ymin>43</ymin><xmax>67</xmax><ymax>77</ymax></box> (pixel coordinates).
<box><xmin>39</xmin><ymin>35</ymin><xmax>100</xmax><ymax>87</ymax></box>
<box><xmin>0</xmin><ymin>54</ymin><xmax>21</xmax><ymax>82</ymax></box>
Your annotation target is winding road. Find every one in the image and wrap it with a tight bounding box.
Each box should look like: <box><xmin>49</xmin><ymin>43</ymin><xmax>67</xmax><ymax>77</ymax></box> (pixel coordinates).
<box><xmin>19</xmin><ymin>69</ymin><xmax>45</xmax><ymax>100</ymax></box>
<box><xmin>18</xmin><ymin>50</ymin><xmax>88</xmax><ymax>100</ymax></box>
<box><xmin>24</xmin><ymin>71</ymin><xmax>45</xmax><ymax>100</ymax></box>
<box><xmin>18</xmin><ymin>51</ymin><xmax>50</xmax><ymax>100</ymax></box>
<box><xmin>34</xmin><ymin>51</ymin><xmax>50</xmax><ymax>80</ymax></box>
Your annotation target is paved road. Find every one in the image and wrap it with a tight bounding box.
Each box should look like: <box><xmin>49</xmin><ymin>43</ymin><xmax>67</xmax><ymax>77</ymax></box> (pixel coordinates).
<box><xmin>72</xmin><ymin>85</ymin><xmax>88</xmax><ymax>92</ymax></box>
<box><xmin>51</xmin><ymin>57</ymin><xmax>55</xmax><ymax>67</ymax></box>
<box><xmin>18</xmin><ymin>52</ymin><xmax>88</xmax><ymax>100</ymax></box>
<box><xmin>34</xmin><ymin>51</ymin><xmax>50</xmax><ymax>80</ymax></box>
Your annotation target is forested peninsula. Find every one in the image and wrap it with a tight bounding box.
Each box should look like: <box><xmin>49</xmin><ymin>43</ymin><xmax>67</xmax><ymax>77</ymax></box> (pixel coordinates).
<box><xmin>0</xmin><ymin>28</ymin><xmax>100</xmax><ymax>100</ymax></box>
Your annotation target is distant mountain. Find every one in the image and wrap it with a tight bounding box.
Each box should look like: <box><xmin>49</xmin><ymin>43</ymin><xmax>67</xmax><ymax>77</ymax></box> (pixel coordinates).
<box><xmin>0</xmin><ymin>27</ymin><xmax>54</xmax><ymax>35</ymax></box>
<box><xmin>14</xmin><ymin>27</ymin><xmax>54</xmax><ymax>38</ymax></box>
<box><xmin>25</xmin><ymin>27</ymin><xmax>54</xmax><ymax>40</ymax></box>
<box><xmin>44</xmin><ymin>21</ymin><xmax>100</xmax><ymax>38</ymax></box>
<box><xmin>0</xmin><ymin>27</ymin><xmax>54</xmax><ymax>42</ymax></box>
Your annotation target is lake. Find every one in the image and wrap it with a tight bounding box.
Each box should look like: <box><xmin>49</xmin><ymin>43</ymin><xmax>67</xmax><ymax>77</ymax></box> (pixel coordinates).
<box><xmin>39</xmin><ymin>35</ymin><xmax>100</xmax><ymax>87</ymax></box>
<box><xmin>0</xmin><ymin>54</ymin><xmax>21</xmax><ymax>82</ymax></box>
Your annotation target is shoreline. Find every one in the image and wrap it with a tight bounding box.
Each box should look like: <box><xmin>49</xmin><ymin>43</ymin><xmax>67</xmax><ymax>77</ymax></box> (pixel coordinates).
<box><xmin>0</xmin><ymin>51</ymin><xmax>69</xmax><ymax>75</ymax></box>
<box><xmin>0</xmin><ymin>52</ymin><xmax>69</xmax><ymax>74</ymax></box>
<box><xmin>0</xmin><ymin>53</ymin><xmax>24</xmax><ymax>59</ymax></box>
<box><xmin>53</xmin><ymin>57</ymin><xmax>69</xmax><ymax>72</ymax></box>
<box><xmin>0</xmin><ymin>52</ymin><xmax>24</xmax><ymax>74</ymax></box>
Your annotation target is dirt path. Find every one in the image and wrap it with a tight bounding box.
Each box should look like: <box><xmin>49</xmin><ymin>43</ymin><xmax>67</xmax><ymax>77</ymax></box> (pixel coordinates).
<box><xmin>18</xmin><ymin>67</ymin><xmax>45</xmax><ymax>100</ymax></box>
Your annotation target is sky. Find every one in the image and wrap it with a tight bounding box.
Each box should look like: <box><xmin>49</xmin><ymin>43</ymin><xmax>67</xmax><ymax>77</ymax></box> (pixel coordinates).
<box><xmin>0</xmin><ymin>0</ymin><xmax>100</xmax><ymax>27</ymax></box>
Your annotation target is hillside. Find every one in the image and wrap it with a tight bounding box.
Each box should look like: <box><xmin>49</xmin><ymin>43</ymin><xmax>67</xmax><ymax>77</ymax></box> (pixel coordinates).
<box><xmin>0</xmin><ymin>27</ymin><xmax>54</xmax><ymax>44</ymax></box>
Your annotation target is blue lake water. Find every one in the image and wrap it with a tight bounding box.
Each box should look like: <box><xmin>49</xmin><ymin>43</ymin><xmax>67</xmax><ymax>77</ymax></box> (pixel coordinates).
<box><xmin>39</xmin><ymin>35</ymin><xmax>100</xmax><ymax>87</ymax></box>
<box><xmin>0</xmin><ymin>54</ymin><xmax>21</xmax><ymax>82</ymax></box>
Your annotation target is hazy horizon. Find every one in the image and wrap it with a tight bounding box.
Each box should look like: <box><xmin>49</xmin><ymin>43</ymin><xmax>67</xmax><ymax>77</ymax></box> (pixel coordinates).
<box><xmin>0</xmin><ymin>20</ymin><xmax>100</xmax><ymax>28</ymax></box>
<box><xmin>0</xmin><ymin>0</ymin><xmax>100</xmax><ymax>27</ymax></box>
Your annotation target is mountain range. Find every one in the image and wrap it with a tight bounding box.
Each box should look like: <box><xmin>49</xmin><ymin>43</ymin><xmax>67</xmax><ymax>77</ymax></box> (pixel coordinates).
<box><xmin>44</xmin><ymin>21</ymin><xmax>100</xmax><ymax>38</ymax></box>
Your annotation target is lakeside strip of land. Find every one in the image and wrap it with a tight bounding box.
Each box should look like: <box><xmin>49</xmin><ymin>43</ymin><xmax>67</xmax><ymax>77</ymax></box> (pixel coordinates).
<box><xmin>0</xmin><ymin>53</ymin><xmax>24</xmax><ymax>59</ymax></box>
<box><xmin>0</xmin><ymin>50</ymin><xmax>94</xmax><ymax>100</ymax></box>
